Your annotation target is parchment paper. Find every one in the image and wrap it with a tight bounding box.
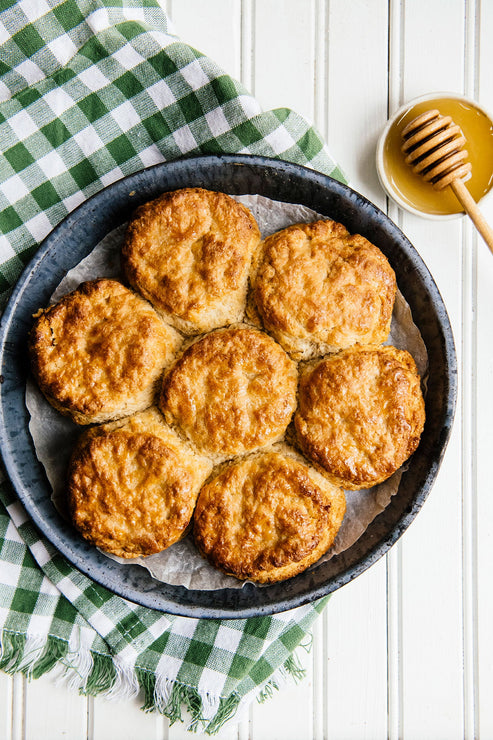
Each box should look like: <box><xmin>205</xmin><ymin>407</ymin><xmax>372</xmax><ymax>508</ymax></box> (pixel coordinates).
<box><xmin>26</xmin><ymin>195</ymin><xmax>428</xmax><ymax>590</ymax></box>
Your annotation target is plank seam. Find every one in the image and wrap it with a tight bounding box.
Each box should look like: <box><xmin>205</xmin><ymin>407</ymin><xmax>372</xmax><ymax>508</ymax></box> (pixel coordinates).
<box><xmin>313</xmin><ymin>0</ymin><xmax>328</xmax><ymax>140</ymax></box>
<box><xmin>240</xmin><ymin>0</ymin><xmax>255</xmax><ymax>95</ymax></box>
<box><xmin>386</xmin><ymin>0</ymin><xmax>404</xmax><ymax>733</ymax></box>
<box><xmin>462</xmin><ymin>2</ymin><xmax>480</xmax><ymax>738</ymax></box>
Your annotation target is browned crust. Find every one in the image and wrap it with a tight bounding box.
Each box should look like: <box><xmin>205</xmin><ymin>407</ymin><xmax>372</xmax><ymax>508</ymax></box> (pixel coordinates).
<box><xmin>67</xmin><ymin>408</ymin><xmax>212</xmax><ymax>558</ymax></box>
<box><xmin>159</xmin><ymin>325</ymin><xmax>298</xmax><ymax>458</ymax></box>
<box><xmin>28</xmin><ymin>279</ymin><xmax>182</xmax><ymax>425</ymax></box>
<box><xmin>249</xmin><ymin>220</ymin><xmax>397</xmax><ymax>359</ymax></box>
<box><xmin>122</xmin><ymin>188</ymin><xmax>261</xmax><ymax>334</ymax></box>
<box><xmin>294</xmin><ymin>346</ymin><xmax>426</xmax><ymax>490</ymax></box>
<box><xmin>193</xmin><ymin>450</ymin><xmax>346</xmax><ymax>583</ymax></box>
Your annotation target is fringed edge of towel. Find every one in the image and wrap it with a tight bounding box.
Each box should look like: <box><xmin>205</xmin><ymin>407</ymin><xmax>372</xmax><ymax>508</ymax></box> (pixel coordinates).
<box><xmin>0</xmin><ymin>629</ymin><xmax>306</xmax><ymax>735</ymax></box>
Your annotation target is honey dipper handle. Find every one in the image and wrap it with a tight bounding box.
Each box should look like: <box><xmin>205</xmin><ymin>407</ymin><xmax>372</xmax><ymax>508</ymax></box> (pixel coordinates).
<box><xmin>450</xmin><ymin>179</ymin><xmax>493</xmax><ymax>255</ymax></box>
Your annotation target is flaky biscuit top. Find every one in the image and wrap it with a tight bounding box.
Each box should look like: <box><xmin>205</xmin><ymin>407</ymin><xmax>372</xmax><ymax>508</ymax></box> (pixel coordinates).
<box><xmin>251</xmin><ymin>219</ymin><xmax>397</xmax><ymax>359</ymax></box>
<box><xmin>160</xmin><ymin>326</ymin><xmax>298</xmax><ymax>458</ymax></box>
<box><xmin>29</xmin><ymin>279</ymin><xmax>181</xmax><ymax>424</ymax></box>
<box><xmin>122</xmin><ymin>188</ymin><xmax>261</xmax><ymax>334</ymax></box>
<box><xmin>193</xmin><ymin>450</ymin><xmax>346</xmax><ymax>583</ymax></box>
<box><xmin>68</xmin><ymin>408</ymin><xmax>212</xmax><ymax>558</ymax></box>
<box><xmin>295</xmin><ymin>346</ymin><xmax>425</xmax><ymax>490</ymax></box>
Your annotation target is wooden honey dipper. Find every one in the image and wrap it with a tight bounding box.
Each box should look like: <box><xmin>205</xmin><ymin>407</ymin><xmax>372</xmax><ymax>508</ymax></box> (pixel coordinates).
<box><xmin>401</xmin><ymin>109</ymin><xmax>493</xmax><ymax>254</ymax></box>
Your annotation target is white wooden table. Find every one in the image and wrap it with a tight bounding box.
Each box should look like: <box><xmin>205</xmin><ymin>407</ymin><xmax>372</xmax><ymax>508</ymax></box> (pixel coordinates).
<box><xmin>2</xmin><ymin>1</ymin><xmax>493</xmax><ymax>738</ymax></box>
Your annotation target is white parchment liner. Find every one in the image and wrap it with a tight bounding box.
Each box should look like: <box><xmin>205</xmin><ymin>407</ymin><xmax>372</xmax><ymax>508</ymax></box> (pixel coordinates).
<box><xmin>26</xmin><ymin>195</ymin><xmax>428</xmax><ymax>590</ymax></box>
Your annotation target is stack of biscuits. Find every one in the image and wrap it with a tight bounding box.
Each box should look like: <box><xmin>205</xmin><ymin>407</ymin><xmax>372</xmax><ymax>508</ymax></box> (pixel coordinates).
<box><xmin>28</xmin><ymin>188</ymin><xmax>425</xmax><ymax>584</ymax></box>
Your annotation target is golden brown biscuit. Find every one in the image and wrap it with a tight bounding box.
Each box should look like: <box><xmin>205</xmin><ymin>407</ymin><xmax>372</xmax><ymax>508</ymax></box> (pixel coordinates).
<box><xmin>67</xmin><ymin>408</ymin><xmax>212</xmax><ymax>558</ymax></box>
<box><xmin>160</xmin><ymin>325</ymin><xmax>298</xmax><ymax>459</ymax></box>
<box><xmin>122</xmin><ymin>188</ymin><xmax>261</xmax><ymax>335</ymax></box>
<box><xmin>294</xmin><ymin>346</ymin><xmax>425</xmax><ymax>490</ymax></box>
<box><xmin>249</xmin><ymin>220</ymin><xmax>397</xmax><ymax>359</ymax></box>
<box><xmin>193</xmin><ymin>449</ymin><xmax>346</xmax><ymax>583</ymax></box>
<box><xmin>29</xmin><ymin>279</ymin><xmax>182</xmax><ymax>425</ymax></box>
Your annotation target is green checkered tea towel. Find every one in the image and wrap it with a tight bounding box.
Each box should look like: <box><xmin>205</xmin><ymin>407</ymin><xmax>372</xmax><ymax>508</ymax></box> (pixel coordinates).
<box><xmin>0</xmin><ymin>1</ymin><xmax>346</xmax><ymax>733</ymax></box>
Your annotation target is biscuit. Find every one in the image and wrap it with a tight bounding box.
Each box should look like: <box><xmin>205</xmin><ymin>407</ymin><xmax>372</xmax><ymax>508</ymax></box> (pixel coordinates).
<box><xmin>294</xmin><ymin>346</ymin><xmax>425</xmax><ymax>490</ymax></box>
<box><xmin>160</xmin><ymin>325</ymin><xmax>298</xmax><ymax>459</ymax></box>
<box><xmin>67</xmin><ymin>407</ymin><xmax>213</xmax><ymax>558</ymax></box>
<box><xmin>193</xmin><ymin>448</ymin><xmax>346</xmax><ymax>583</ymax></box>
<box><xmin>249</xmin><ymin>219</ymin><xmax>397</xmax><ymax>359</ymax></box>
<box><xmin>122</xmin><ymin>188</ymin><xmax>261</xmax><ymax>335</ymax></box>
<box><xmin>29</xmin><ymin>279</ymin><xmax>182</xmax><ymax>425</ymax></box>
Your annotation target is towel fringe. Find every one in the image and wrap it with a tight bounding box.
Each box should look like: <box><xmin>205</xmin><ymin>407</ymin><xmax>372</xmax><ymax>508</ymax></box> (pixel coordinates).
<box><xmin>256</xmin><ymin>651</ymin><xmax>306</xmax><ymax>703</ymax></box>
<box><xmin>105</xmin><ymin>655</ymin><xmax>140</xmax><ymax>702</ymax></box>
<box><xmin>82</xmin><ymin>650</ymin><xmax>116</xmax><ymax>695</ymax></box>
<box><xmin>0</xmin><ymin>628</ymin><xmax>303</xmax><ymax>735</ymax></box>
<box><xmin>0</xmin><ymin>631</ymin><xmax>67</xmax><ymax>679</ymax></box>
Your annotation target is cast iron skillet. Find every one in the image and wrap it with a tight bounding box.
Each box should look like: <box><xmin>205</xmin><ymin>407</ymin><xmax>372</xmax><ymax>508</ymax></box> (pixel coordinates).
<box><xmin>0</xmin><ymin>154</ymin><xmax>457</xmax><ymax>618</ymax></box>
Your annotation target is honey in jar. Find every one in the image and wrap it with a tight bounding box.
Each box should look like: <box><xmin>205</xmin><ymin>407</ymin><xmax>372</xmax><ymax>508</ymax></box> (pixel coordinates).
<box><xmin>380</xmin><ymin>95</ymin><xmax>493</xmax><ymax>216</ymax></box>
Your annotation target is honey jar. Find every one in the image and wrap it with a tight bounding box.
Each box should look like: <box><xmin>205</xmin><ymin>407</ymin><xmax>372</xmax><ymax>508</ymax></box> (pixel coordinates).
<box><xmin>376</xmin><ymin>93</ymin><xmax>493</xmax><ymax>218</ymax></box>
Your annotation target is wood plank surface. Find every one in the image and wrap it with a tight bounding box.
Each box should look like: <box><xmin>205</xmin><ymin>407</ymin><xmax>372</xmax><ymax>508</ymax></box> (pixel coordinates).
<box><xmin>2</xmin><ymin>1</ymin><xmax>493</xmax><ymax>738</ymax></box>
<box><xmin>24</xmin><ymin>674</ymin><xmax>88</xmax><ymax>740</ymax></box>
<box><xmin>0</xmin><ymin>672</ymin><xmax>14</xmax><ymax>740</ymax></box>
